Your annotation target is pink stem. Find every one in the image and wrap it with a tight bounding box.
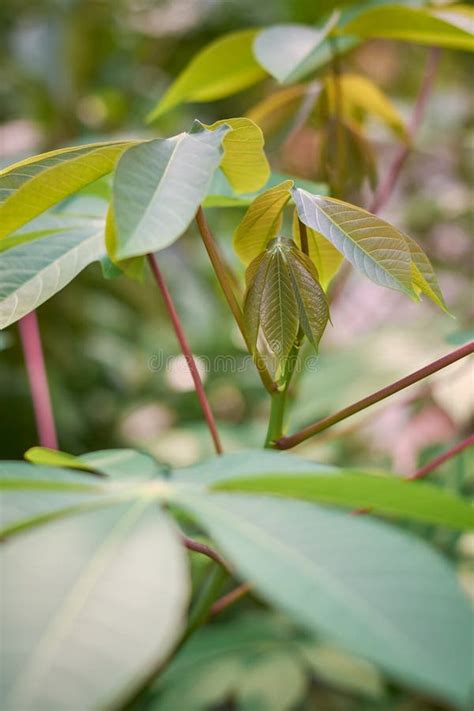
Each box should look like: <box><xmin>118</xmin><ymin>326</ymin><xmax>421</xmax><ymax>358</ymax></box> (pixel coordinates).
<box><xmin>369</xmin><ymin>47</ymin><xmax>441</xmax><ymax>214</ymax></box>
<box><xmin>277</xmin><ymin>342</ymin><xmax>473</xmax><ymax>449</ymax></box>
<box><xmin>18</xmin><ymin>311</ymin><xmax>58</xmax><ymax>449</ymax></box>
<box><xmin>210</xmin><ymin>582</ymin><xmax>252</xmax><ymax>616</ymax></box>
<box><xmin>147</xmin><ymin>253</ymin><xmax>223</xmax><ymax>455</ymax></box>
<box><xmin>410</xmin><ymin>433</ymin><xmax>474</xmax><ymax>480</ymax></box>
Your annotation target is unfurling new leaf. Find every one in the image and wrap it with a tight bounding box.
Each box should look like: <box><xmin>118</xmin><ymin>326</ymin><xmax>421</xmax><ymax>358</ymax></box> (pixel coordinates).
<box><xmin>244</xmin><ymin>237</ymin><xmax>329</xmax><ymax>367</ymax></box>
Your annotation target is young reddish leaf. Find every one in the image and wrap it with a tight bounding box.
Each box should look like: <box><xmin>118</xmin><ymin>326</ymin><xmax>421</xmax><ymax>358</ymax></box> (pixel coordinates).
<box><xmin>260</xmin><ymin>243</ymin><xmax>299</xmax><ymax>365</ymax></box>
<box><xmin>243</xmin><ymin>251</ymin><xmax>272</xmax><ymax>352</ymax></box>
<box><xmin>286</xmin><ymin>247</ymin><xmax>330</xmax><ymax>350</ymax></box>
<box><xmin>244</xmin><ymin>238</ymin><xmax>330</xmax><ymax>367</ymax></box>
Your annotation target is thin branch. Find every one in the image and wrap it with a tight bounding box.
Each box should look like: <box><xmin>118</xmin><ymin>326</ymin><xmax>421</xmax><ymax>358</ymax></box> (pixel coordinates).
<box><xmin>195</xmin><ymin>206</ymin><xmax>275</xmax><ymax>393</ymax></box>
<box><xmin>147</xmin><ymin>253</ymin><xmax>223</xmax><ymax>455</ymax></box>
<box><xmin>181</xmin><ymin>535</ymin><xmax>230</xmax><ymax>571</ymax></box>
<box><xmin>277</xmin><ymin>342</ymin><xmax>473</xmax><ymax>449</ymax></box>
<box><xmin>211</xmin><ymin>582</ymin><xmax>252</xmax><ymax>616</ymax></box>
<box><xmin>410</xmin><ymin>433</ymin><xmax>474</xmax><ymax>480</ymax></box>
<box><xmin>298</xmin><ymin>218</ymin><xmax>309</xmax><ymax>256</ymax></box>
<box><xmin>369</xmin><ymin>47</ymin><xmax>441</xmax><ymax>214</ymax></box>
<box><xmin>18</xmin><ymin>311</ymin><xmax>58</xmax><ymax>449</ymax></box>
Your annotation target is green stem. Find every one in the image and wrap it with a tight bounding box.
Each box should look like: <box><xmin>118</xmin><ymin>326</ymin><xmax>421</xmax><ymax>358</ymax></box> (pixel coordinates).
<box><xmin>184</xmin><ymin>564</ymin><xmax>228</xmax><ymax>641</ymax></box>
<box><xmin>195</xmin><ymin>206</ymin><xmax>275</xmax><ymax>394</ymax></box>
<box><xmin>265</xmin><ymin>389</ymin><xmax>288</xmax><ymax>448</ymax></box>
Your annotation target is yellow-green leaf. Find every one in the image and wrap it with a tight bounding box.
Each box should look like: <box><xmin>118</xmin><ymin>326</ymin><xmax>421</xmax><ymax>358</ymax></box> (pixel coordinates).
<box><xmin>147</xmin><ymin>29</ymin><xmax>267</xmax><ymax>122</ymax></box>
<box><xmin>292</xmin><ymin>188</ymin><xmax>417</xmax><ymax>298</ymax></box>
<box><xmin>342</xmin><ymin>5</ymin><xmax>474</xmax><ymax>51</ymax></box>
<box><xmin>105</xmin><ymin>206</ymin><xmax>145</xmax><ymax>281</ymax></box>
<box><xmin>292</xmin><ymin>209</ymin><xmax>343</xmax><ymax>290</ymax></box>
<box><xmin>0</xmin><ymin>141</ymin><xmax>131</xmax><ymax>240</ymax></box>
<box><xmin>324</xmin><ymin>73</ymin><xmax>408</xmax><ymax>140</ymax></box>
<box><xmin>246</xmin><ymin>84</ymin><xmax>310</xmax><ymax>135</ymax></box>
<box><xmin>405</xmin><ymin>234</ymin><xmax>449</xmax><ymax>313</ymax></box>
<box><xmin>233</xmin><ymin>180</ymin><xmax>293</xmax><ymax>265</ymax></box>
<box><xmin>253</xmin><ymin>13</ymin><xmax>341</xmax><ymax>84</ymax></box>
<box><xmin>292</xmin><ymin>188</ymin><xmax>447</xmax><ymax>310</ymax></box>
<box><xmin>203</xmin><ymin>117</ymin><xmax>270</xmax><ymax>193</ymax></box>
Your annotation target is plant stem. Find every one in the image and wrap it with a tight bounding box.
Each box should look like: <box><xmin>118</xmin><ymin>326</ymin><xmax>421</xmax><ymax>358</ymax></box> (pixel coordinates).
<box><xmin>147</xmin><ymin>253</ymin><xmax>223</xmax><ymax>455</ymax></box>
<box><xmin>277</xmin><ymin>342</ymin><xmax>473</xmax><ymax>449</ymax></box>
<box><xmin>181</xmin><ymin>535</ymin><xmax>230</xmax><ymax>571</ymax></box>
<box><xmin>410</xmin><ymin>433</ymin><xmax>474</xmax><ymax>480</ymax></box>
<box><xmin>370</xmin><ymin>47</ymin><xmax>441</xmax><ymax>214</ymax></box>
<box><xmin>195</xmin><ymin>206</ymin><xmax>275</xmax><ymax>393</ymax></box>
<box><xmin>18</xmin><ymin>311</ymin><xmax>58</xmax><ymax>449</ymax></box>
<box><xmin>298</xmin><ymin>218</ymin><xmax>309</xmax><ymax>256</ymax></box>
<box><xmin>211</xmin><ymin>582</ymin><xmax>252</xmax><ymax>617</ymax></box>
<box><xmin>184</xmin><ymin>564</ymin><xmax>228</xmax><ymax>641</ymax></box>
<box><xmin>265</xmin><ymin>389</ymin><xmax>288</xmax><ymax>448</ymax></box>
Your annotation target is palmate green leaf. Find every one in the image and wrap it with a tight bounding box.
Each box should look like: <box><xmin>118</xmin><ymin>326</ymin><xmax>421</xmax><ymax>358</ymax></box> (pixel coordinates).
<box><xmin>25</xmin><ymin>446</ymin><xmax>167</xmax><ymax>480</ymax></box>
<box><xmin>253</xmin><ymin>13</ymin><xmax>347</xmax><ymax>84</ymax></box>
<box><xmin>292</xmin><ymin>209</ymin><xmax>343</xmax><ymax>290</ymax></box>
<box><xmin>0</xmin><ymin>461</ymin><xmax>108</xmax><ymax>538</ymax></box>
<box><xmin>152</xmin><ymin>613</ymin><xmax>306</xmax><ymax>711</ymax></box>
<box><xmin>202</xmin><ymin>117</ymin><xmax>270</xmax><ymax>193</ymax></box>
<box><xmin>173</xmin><ymin>450</ymin><xmax>335</xmax><ymax>485</ymax></box>
<box><xmin>147</xmin><ymin>29</ymin><xmax>267</xmax><ymax>122</ymax></box>
<box><xmin>293</xmin><ymin>188</ymin><xmax>447</xmax><ymax>308</ymax></box>
<box><xmin>213</xmin><ymin>472</ymin><xmax>474</xmax><ymax>531</ymax></box>
<box><xmin>342</xmin><ymin>4</ymin><xmax>474</xmax><ymax>51</ymax></box>
<box><xmin>153</xmin><ymin>611</ymin><xmax>383</xmax><ymax>710</ymax></box>
<box><xmin>233</xmin><ymin>180</ymin><xmax>293</xmax><ymax>265</ymax></box>
<box><xmin>112</xmin><ymin>124</ymin><xmax>229</xmax><ymax>259</ymax></box>
<box><xmin>0</xmin><ymin>223</ymin><xmax>105</xmax><ymax>329</ymax></box>
<box><xmin>0</xmin><ymin>142</ymin><xmax>130</xmax><ymax>240</ymax></box>
<box><xmin>0</xmin><ymin>500</ymin><xmax>189</xmax><ymax>710</ymax></box>
<box><xmin>171</xmin><ymin>491</ymin><xmax>473</xmax><ymax>708</ymax></box>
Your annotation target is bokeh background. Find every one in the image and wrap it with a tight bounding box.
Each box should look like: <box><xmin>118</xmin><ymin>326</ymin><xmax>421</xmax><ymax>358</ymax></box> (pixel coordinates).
<box><xmin>1</xmin><ymin>0</ymin><xmax>472</xmax><ymax>482</ymax></box>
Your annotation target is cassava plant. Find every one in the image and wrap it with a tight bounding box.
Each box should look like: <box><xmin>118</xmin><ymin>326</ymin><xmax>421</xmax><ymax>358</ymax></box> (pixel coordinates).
<box><xmin>0</xmin><ymin>3</ymin><xmax>473</xmax><ymax>710</ymax></box>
